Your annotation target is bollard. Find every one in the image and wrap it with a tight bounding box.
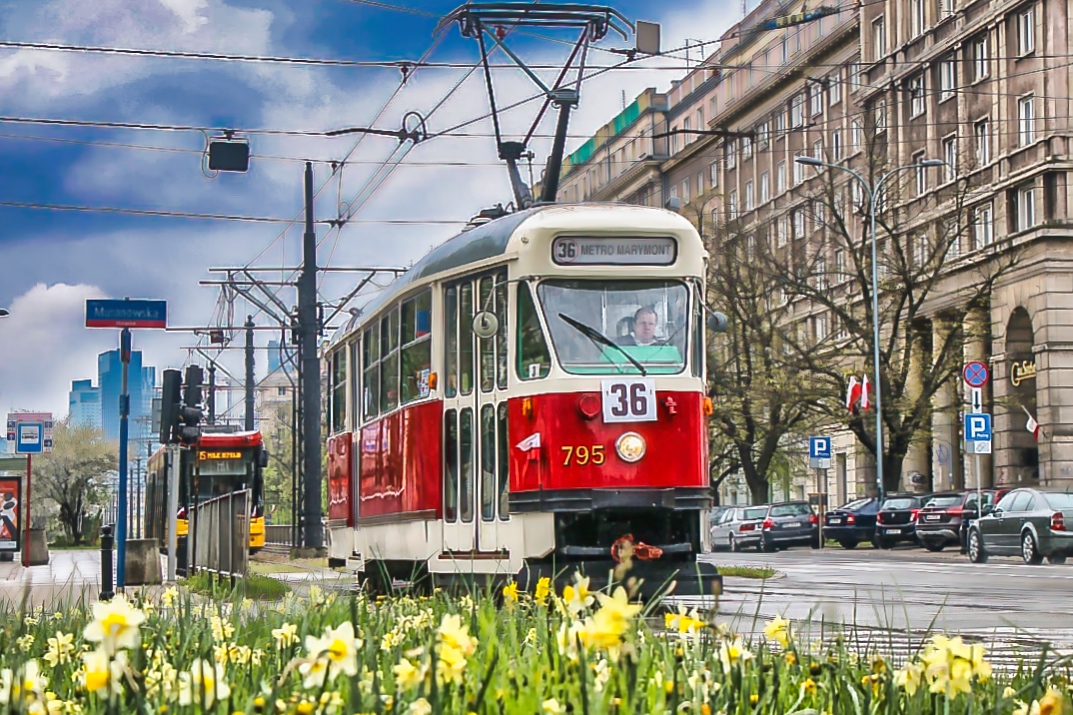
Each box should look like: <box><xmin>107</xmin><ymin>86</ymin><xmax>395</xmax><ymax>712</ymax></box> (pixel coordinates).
<box><xmin>100</xmin><ymin>525</ymin><xmax>115</xmax><ymax>601</ymax></box>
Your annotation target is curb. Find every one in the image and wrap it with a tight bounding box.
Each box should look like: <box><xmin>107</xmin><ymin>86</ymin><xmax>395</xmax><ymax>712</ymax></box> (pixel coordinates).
<box><xmin>717</xmin><ymin>569</ymin><xmax>788</xmax><ymax>581</ymax></box>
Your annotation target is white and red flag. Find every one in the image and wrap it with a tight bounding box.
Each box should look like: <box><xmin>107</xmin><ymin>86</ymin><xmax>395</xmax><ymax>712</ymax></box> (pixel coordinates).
<box><xmin>1023</xmin><ymin>407</ymin><xmax>1041</xmax><ymax>441</ymax></box>
<box><xmin>861</xmin><ymin>375</ymin><xmax>871</xmax><ymax>411</ymax></box>
<box><xmin>846</xmin><ymin>376</ymin><xmax>861</xmax><ymax>412</ymax></box>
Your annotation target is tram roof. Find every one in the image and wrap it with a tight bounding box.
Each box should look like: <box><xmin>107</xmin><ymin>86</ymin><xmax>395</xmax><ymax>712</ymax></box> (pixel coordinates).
<box><xmin>329</xmin><ymin>202</ymin><xmax>696</xmax><ymax>347</ymax></box>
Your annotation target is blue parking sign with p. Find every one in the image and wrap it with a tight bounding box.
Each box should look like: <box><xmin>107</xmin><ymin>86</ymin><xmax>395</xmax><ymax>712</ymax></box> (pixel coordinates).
<box><xmin>964</xmin><ymin>413</ymin><xmax>992</xmax><ymax>441</ymax></box>
<box><xmin>809</xmin><ymin>437</ymin><xmax>832</xmax><ymax>459</ymax></box>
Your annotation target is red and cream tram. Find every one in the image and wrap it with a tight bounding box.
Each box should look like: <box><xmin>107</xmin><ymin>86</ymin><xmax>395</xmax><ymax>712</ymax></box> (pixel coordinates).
<box><xmin>324</xmin><ymin>203</ymin><xmax>720</xmax><ymax>597</ymax></box>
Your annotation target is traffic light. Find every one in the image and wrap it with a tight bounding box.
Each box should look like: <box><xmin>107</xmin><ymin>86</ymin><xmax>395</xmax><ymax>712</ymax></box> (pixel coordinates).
<box><xmin>177</xmin><ymin>365</ymin><xmax>205</xmax><ymax>445</ymax></box>
<box><xmin>159</xmin><ymin>369</ymin><xmax>182</xmax><ymax>444</ymax></box>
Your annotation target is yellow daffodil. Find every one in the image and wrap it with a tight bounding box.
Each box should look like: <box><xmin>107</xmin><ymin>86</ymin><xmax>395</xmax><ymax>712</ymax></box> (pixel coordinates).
<box><xmin>44</xmin><ymin>632</ymin><xmax>75</xmax><ymax>667</ymax></box>
<box><xmin>1015</xmin><ymin>690</ymin><xmax>1067</xmax><ymax>715</ymax></box>
<box><xmin>160</xmin><ymin>587</ymin><xmax>178</xmax><ymax>608</ymax></box>
<box><xmin>272</xmin><ymin>622</ymin><xmax>299</xmax><ymax>649</ymax></box>
<box><xmin>894</xmin><ymin>662</ymin><xmax>924</xmax><ymax>696</ymax></box>
<box><xmin>534</xmin><ymin>577</ymin><xmax>551</xmax><ymax>604</ymax></box>
<box><xmin>542</xmin><ymin>698</ymin><xmax>564</xmax><ymax>714</ymax></box>
<box><xmin>407</xmin><ymin>697</ymin><xmax>432</xmax><ymax>715</ymax></box>
<box><xmin>81</xmin><ymin>649</ymin><xmax>126</xmax><ymax>696</ymax></box>
<box><xmin>393</xmin><ymin>658</ymin><xmax>426</xmax><ymax>690</ymax></box>
<box><xmin>763</xmin><ymin>615</ymin><xmax>792</xmax><ymax>649</ymax></box>
<box><xmin>178</xmin><ymin>658</ymin><xmax>230</xmax><ymax>707</ymax></box>
<box><xmin>502</xmin><ymin>581</ymin><xmax>519</xmax><ymax>604</ymax></box>
<box><xmin>17</xmin><ymin>635</ymin><xmax>35</xmax><ymax>652</ymax></box>
<box><xmin>437</xmin><ymin>614</ymin><xmax>478</xmax><ymax>657</ymax></box>
<box><xmin>801</xmin><ymin>678</ymin><xmax>818</xmax><ymax>697</ymax></box>
<box><xmin>665</xmin><ymin>605</ymin><xmax>705</xmax><ymax>637</ymax></box>
<box><xmin>717</xmin><ymin>636</ymin><xmax>753</xmax><ymax>674</ymax></box>
<box><xmin>83</xmin><ymin>594</ymin><xmax>146</xmax><ymax>655</ymax></box>
<box><xmin>561</xmin><ymin>573</ymin><xmax>595</xmax><ymax>614</ymax></box>
<box><xmin>209</xmin><ymin>615</ymin><xmax>235</xmax><ymax>644</ymax></box>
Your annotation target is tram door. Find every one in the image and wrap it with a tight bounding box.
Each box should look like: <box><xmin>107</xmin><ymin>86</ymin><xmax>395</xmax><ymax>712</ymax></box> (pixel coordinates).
<box><xmin>442</xmin><ymin>270</ymin><xmax>510</xmax><ymax>553</ymax></box>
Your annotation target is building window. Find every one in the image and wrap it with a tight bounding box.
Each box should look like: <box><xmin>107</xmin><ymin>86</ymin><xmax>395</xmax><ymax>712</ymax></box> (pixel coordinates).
<box><xmin>810</xmin><ymin>85</ymin><xmax>823</xmax><ymax>116</ymax></box>
<box><xmin>872</xmin><ymin>17</ymin><xmax>886</xmax><ymax>61</ymax></box>
<box><xmin>777</xmin><ymin>217</ymin><xmax>788</xmax><ymax>246</ymax></box>
<box><xmin>777</xmin><ymin>161</ymin><xmax>787</xmax><ymax>193</ymax></box>
<box><xmin>940</xmin><ymin>58</ymin><xmax>956</xmax><ymax>101</ymax></box>
<box><xmin>940</xmin><ymin>0</ymin><xmax>954</xmax><ymax>16</ymax></box>
<box><xmin>726</xmin><ymin>140</ymin><xmax>737</xmax><ymax>169</ymax></box>
<box><xmin>792</xmin><ymin>208</ymin><xmax>805</xmax><ymax>238</ymax></box>
<box><xmin>728</xmin><ymin>190</ymin><xmax>738</xmax><ymax>219</ymax></box>
<box><xmin>681</xmin><ymin>177</ymin><xmax>691</xmax><ymax>203</ymax></box>
<box><xmin>682</xmin><ymin>116</ymin><xmax>691</xmax><ymax>145</ymax></box>
<box><xmin>697</xmin><ymin>171</ymin><xmax>705</xmax><ymax>196</ymax></box>
<box><xmin>832</xmin><ymin>130</ymin><xmax>842</xmax><ymax>160</ymax></box>
<box><xmin>745</xmin><ymin>181</ymin><xmax>755</xmax><ymax>211</ymax></box>
<box><xmin>852</xmin><ymin>119</ymin><xmax>863</xmax><ymax>148</ymax></box>
<box><xmin>1017</xmin><ymin>185</ymin><xmax>1037</xmax><ymax>230</ymax></box>
<box><xmin>973</xmin><ymin>203</ymin><xmax>994</xmax><ymax>249</ymax></box>
<box><xmin>912</xmin><ymin>234</ymin><xmax>928</xmax><ymax>266</ymax></box>
<box><xmin>942</xmin><ymin>135</ymin><xmax>957</xmax><ymax>182</ymax></box>
<box><xmin>774</xmin><ymin>109</ymin><xmax>786</xmax><ymax>133</ymax></box>
<box><xmin>912</xmin><ymin>0</ymin><xmax>925</xmax><ymax>36</ymax></box>
<box><xmin>829</xmin><ymin>72</ymin><xmax>842</xmax><ymax>105</ymax></box>
<box><xmin>760</xmin><ymin>172</ymin><xmax>770</xmax><ymax>202</ymax></box>
<box><xmin>849</xmin><ymin>62</ymin><xmax>861</xmax><ymax>88</ymax></box>
<box><xmin>791</xmin><ymin>94</ymin><xmax>805</xmax><ymax>127</ymax></box>
<box><xmin>914</xmin><ymin>151</ymin><xmax>927</xmax><ymax>195</ymax></box>
<box><xmin>974</xmin><ymin>118</ymin><xmax>990</xmax><ymax>165</ymax></box>
<box><xmin>974</xmin><ymin>36</ymin><xmax>989</xmax><ymax>81</ymax></box>
<box><xmin>1018</xmin><ymin>6</ymin><xmax>1035</xmax><ymax>55</ymax></box>
<box><xmin>757</xmin><ymin>121</ymin><xmax>770</xmax><ymax>147</ymax></box>
<box><xmin>710</xmin><ymin>96</ymin><xmax>718</xmax><ymax>118</ymax></box>
<box><xmin>812</xmin><ymin>139</ymin><xmax>823</xmax><ymax>162</ymax></box>
<box><xmin>909</xmin><ymin>74</ymin><xmax>926</xmax><ymax>117</ymax></box>
<box><xmin>742</xmin><ymin>136</ymin><xmax>753</xmax><ymax>160</ymax></box>
<box><xmin>1018</xmin><ymin>95</ymin><xmax>1035</xmax><ymax>146</ymax></box>
<box><xmin>875</xmin><ymin>100</ymin><xmax>887</xmax><ymax>131</ymax></box>
<box><xmin>794</xmin><ymin>153</ymin><xmax>805</xmax><ymax>184</ymax></box>
<box><xmin>709</xmin><ymin>161</ymin><xmax>719</xmax><ymax>187</ymax></box>
<box><xmin>834</xmin><ymin>248</ymin><xmax>846</xmax><ymax>283</ymax></box>
<box><xmin>813</xmin><ymin>312</ymin><xmax>829</xmax><ymax>340</ymax></box>
<box><xmin>696</xmin><ymin>108</ymin><xmax>705</xmax><ymax>131</ymax></box>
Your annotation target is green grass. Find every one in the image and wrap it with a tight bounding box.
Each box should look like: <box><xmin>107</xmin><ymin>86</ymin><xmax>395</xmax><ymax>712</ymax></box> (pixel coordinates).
<box><xmin>715</xmin><ymin>565</ymin><xmax>777</xmax><ymax>579</ymax></box>
<box><xmin>249</xmin><ymin>561</ymin><xmax>308</xmax><ymax>575</ymax></box>
<box><xmin>182</xmin><ymin>570</ymin><xmax>291</xmax><ymax>600</ymax></box>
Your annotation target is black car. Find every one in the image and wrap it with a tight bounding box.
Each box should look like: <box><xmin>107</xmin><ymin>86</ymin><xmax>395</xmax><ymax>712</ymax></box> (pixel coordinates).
<box><xmin>823</xmin><ymin>498</ymin><xmax>878</xmax><ymax>549</ymax></box>
<box><xmin>916</xmin><ymin>490</ymin><xmax>999</xmax><ymax>553</ymax></box>
<box><xmin>875</xmin><ymin>494</ymin><xmax>931</xmax><ymax>548</ymax></box>
<box><xmin>759</xmin><ymin>501</ymin><xmax>821</xmax><ymax>552</ymax></box>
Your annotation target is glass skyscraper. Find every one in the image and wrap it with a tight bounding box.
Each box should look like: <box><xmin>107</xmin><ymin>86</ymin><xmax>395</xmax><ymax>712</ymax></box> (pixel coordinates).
<box><xmin>68</xmin><ymin>379</ymin><xmax>102</xmax><ymax>430</ymax></box>
<box><xmin>97</xmin><ymin>350</ymin><xmax>156</xmax><ymax>449</ymax></box>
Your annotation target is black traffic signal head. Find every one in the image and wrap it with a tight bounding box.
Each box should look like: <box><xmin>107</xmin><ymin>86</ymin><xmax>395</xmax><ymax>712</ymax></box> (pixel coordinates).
<box><xmin>178</xmin><ymin>365</ymin><xmax>205</xmax><ymax>445</ymax></box>
<box><xmin>159</xmin><ymin>369</ymin><xmax>182</xmax><ymax>444</ymax></box>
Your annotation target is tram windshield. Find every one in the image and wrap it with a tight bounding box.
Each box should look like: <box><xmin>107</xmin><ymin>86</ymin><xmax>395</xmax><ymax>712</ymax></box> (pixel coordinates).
<box><xmin>536</xmin><ymin>279</ymin><xmax>690</xmax><ymax>375</ymax></box>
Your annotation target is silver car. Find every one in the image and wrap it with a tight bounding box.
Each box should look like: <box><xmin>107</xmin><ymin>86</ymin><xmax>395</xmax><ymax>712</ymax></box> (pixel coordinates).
<box><xmin>711</xmin><ymin>506</ymin><xmax>769</xmax><ymax>551</ymax></box>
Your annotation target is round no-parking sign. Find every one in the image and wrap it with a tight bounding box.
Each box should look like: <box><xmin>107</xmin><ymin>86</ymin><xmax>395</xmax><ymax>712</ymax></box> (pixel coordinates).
<box><xmin>963</xmin><ymin>361</ymin><xmax>989</xmax><ymax>388</ymax></box>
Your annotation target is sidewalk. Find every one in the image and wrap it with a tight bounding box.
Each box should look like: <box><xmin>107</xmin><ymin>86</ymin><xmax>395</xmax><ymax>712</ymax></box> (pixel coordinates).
<box><xmin>0</xmin><ymin>550</ymin><xmax>110</xmax><ymax>608</ymax></box>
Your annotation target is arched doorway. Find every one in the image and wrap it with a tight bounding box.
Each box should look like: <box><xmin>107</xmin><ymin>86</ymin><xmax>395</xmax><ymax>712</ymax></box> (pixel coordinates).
<box><xmin>1005</xmin><ymin>308</ymin><xmax>1039</xmax><ymax>483</ymax></box>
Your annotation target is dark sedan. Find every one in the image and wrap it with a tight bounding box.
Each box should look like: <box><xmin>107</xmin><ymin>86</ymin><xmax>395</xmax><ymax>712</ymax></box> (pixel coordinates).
<box><xmin>823</xmin><ymin>498</ymin><xmax>878</xmax><ymax>549</ymax></box>
<box><xmin>967</xmin><ymin>488</ymin><xmax>1073</xmax><ymax>564</ymax></box>
<box><xmin>916</xmin><ymin>490</ymin><xmax>998</xmax><ymax>553</ymax></box>
<box><xmin>759</xmin><ymin>501</ymin><xmax>820</xmax><ymax>552</ymax></box>
<box><xmin>875</xmin><ymin>494</ymin><xmax>931</xmax><ymax>549</ymax></box>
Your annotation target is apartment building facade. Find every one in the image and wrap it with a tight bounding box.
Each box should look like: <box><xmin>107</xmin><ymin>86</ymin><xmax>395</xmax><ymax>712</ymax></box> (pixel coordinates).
<box><xmin>555</xmin><ymin>0</ymin><xmax>1073</xmax><ymax>503</ymax></box>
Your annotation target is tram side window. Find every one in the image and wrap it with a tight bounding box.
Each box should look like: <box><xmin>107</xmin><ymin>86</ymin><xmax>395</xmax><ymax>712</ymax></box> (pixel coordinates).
<box><xmin>459</xmin><ymin>283</ymin><xmax>475</xmax><ymax>395</ymax></box>
<box><xmin>495</xmin><ymin>276</ymin><xmax>508</xmax><ymax>390</ymax></box>
<box><xmin>400</xmin><ymin>291</ymin><xmax>433</xmax><ymax>404</ymax></box>
<box><xmin>497</xmin><ymin>402</ymin><xmax>509</xmax><ymax>521</ymax></box>
<box><xmin>480</xmin><ymin>404</ymin><xmax>496</xmax><ymax>521</ymax></box>
<box><xmin>444</xmin><ymin>410</ymin><xmax>458</xmax><ymax>522</ymax></box>
<box><xmin>517</xmin><ymin>282</ymin><xmax>551</xmax><ymax>380</ymax></box>
<box><xmin>445</xmin><ymin>286</ymin><xmax>458</xmax><ymax>398</ymax></box>
<box><xmin>331</xmin><ymin>349</ymin><xmax>347</xmax><ymax>433</ymax></box>
<box><xmin>479</xmin><ymin>277</ymin><xmax>495</xmax><ymax>393</ymax></box>
<box><xmin>692</xmin><ymin>283</ymin><xmax>705</xmax><ymax>380</ymax></box>
<box><xmin>362</xmin><ymin>326</ymin><xmax>380</xmax><ymax>422</ymax></box>
<box><xmin>380</xmin><ymin>307</ymin><xmax>400</xmax><ymax>413</ymax></box>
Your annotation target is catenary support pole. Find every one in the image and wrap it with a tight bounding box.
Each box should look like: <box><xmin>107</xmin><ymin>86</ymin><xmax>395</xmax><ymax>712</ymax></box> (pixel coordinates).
<box><xmin>117</xmin><ymin>327</ymin><xmax>132</xmax><ymax>588</ymax></box>
<box><xmin>22</xmin><ymin>454</ymin><xmax>31</xmax><ymax>568</ymax></box>
<box><xmin>208</xmin><ymin>364</ymin><xmax>217</xmax><ymax>425</ymax></box>
<box><xmin>245</xmin><ymin>317</ymin><xmax>255</xmax><ymax>431</ymax></box>
<box><xmin>299</xmin><ymin>162</ymin><xmax>323</xmax><ymax>549</ymax></box>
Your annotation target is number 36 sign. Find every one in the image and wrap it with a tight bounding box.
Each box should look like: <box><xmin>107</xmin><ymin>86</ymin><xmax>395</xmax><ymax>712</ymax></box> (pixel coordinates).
<box><xmin>601</xmin><ymin>379</ymin><xmax>657</xmax><ymax>423</ymax></box>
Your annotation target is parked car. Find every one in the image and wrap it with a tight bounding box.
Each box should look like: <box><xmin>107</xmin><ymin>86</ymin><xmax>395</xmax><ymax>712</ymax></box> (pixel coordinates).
<box><xmin>759</xmin><ymin>501</ymin><xmax>820</xmax><ymax>552</ymax></box>
<box><xmin>710</xmin><ymin>506</ymin><xmax>769</xmax><ymax>551</ymax></box>
<box><xmin>823</xmin><ymin>498</ymin><xmax>878</xmax><ymax>549</ymax></box>
<box><xmin>875</xmin><ymin>494</ymin><xmax>931</xmax><ymax>548</ymax></box>
<box><xmin>967</xmin><ymin>488</ymin><xmax>1073</xmax><ymax>564</ymax></box>
<box><xmin>916</xmin><ymin>490</ymin><xmax>998</xmax><ymax>552</ymax></box>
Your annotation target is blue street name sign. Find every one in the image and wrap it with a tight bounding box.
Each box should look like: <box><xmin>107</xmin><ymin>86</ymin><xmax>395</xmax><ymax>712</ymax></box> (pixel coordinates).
<box><xmin>15</xmin><ymin>422</ymin><xmax>44</xmax><ymax>455</ymax></box>
<box><xmin>809</xmin><ymin>436</ymin><xmax>832</xmax><ymax>469</ymax></box>
<box><xmin>85</xmin><ymin>299</ymin><xmax>167</xmax><ymax>329</ymax></box>
<box><xmin>964</xmin><ymin>413</ymin><xmax>992</xmax><ymax>454</ymax></box>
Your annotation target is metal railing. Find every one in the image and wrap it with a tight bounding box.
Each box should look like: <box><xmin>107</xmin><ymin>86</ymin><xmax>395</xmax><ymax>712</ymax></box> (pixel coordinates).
<box><xmin>190</xmin><ymin>490</ymin><xmax>249</xmax><ymax>584</ymax></box>
<box><xmin>265</xmin><ymin>524</ymin><xmax>294</xmax><ymax>546</ymax></box>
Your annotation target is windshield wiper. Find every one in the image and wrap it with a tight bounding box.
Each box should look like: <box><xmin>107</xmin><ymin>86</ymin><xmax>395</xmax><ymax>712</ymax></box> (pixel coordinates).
<box><xmin>557</xmin><ymin>313</ymin><xmax>647</xmax><ymax>376</ymax></box>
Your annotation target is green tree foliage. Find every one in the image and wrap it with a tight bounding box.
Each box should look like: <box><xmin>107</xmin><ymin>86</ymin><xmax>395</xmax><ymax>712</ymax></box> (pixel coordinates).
<box><xmin>33</xmin><ymin>419</ymin><xmax>116</xmax><ymax>544</ymax></box>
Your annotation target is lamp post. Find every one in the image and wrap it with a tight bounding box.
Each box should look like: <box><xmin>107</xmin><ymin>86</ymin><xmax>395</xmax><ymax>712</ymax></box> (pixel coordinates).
<box><xmin>794</xmin><ymin>156</ymin><xmax>944</xmax><ymax>502</ymax></box>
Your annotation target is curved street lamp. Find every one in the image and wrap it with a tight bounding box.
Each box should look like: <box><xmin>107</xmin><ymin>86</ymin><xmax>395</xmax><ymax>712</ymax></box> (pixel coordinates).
<box><xmin>0</xmin><ymin>308</ymin><xmax>9</xmax><ymax>318</ymax></box>
<box><xmin>794</xmin><ymin>156</ymin><xmax>944</xmax><ymax>502</ymax></box>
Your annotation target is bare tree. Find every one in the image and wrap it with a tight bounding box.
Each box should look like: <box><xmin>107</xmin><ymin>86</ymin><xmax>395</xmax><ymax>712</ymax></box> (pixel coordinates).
<box><xmin>683</xmin><ymin>189</ymin><xmax>825</xmax><ymax>504</ymax></box>
<box><xmin>34</xmin><ymin>419</ymin><xmax>116</xmax><ymax>544</ymax></box>
<box><xmin>759</xmin><ymin>123</ymin><xmax>1018</xmax><ymax>494</ymax></box>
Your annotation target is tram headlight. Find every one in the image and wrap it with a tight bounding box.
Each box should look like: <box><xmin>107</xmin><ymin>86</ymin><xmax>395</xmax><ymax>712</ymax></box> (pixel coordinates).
<box><xmin>615</xmin><ymin>432</ymin><xmax>646</xmax><ymax>463</ymax></box>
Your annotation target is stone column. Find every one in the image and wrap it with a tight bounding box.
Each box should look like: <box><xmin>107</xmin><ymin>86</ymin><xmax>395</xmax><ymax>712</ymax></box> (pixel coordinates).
<box><xmin>963</xmin><ymin>306</ymin><xmax>993</xmax><ymax>487</ymax></box>
<box><xmin>1031</xmin><ymin>277</ymin><xmax>1073</xmax><ymax>489</ymax></box>
<box><xmin>931</xmin><ymin>317</ymin><xmax>962</xmax><ymax>490</ymax></box>
<box><xmin>901</xmin><ymin>323</ymin><xmax>931</xmax><ymax>492</ymax></box>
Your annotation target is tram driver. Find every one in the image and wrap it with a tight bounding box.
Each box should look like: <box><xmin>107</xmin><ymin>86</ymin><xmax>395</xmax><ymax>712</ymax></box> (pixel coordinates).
<box><xmin>617</xmin><ymin>306</ymin><xmax>665</xmax><ymax>347</ymax></box>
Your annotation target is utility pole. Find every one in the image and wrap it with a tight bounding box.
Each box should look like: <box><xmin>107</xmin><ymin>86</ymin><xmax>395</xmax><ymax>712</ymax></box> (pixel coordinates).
<box><xmin>245</xmin><ymin>317</ymin><xmax>255</xmax><ymax>431</ymax></box>
<box><xmin>208</xmin><ymin>363</ymin><xmax>217</xmax><ymax>425</ymax></box>
<box><xmin>299</xmin><ymin>162</ymin><xmax>323</xmax><ymax>550</ymax></box>
<box><xmin>117</xmin><ymin>327</ymin><xmax>132</xmax><ymax>589</ymax></box>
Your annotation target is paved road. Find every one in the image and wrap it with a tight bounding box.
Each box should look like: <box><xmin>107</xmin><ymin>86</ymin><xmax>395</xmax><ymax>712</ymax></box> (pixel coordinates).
<box><xmin>683</xmin><ymin>545</ymin><xmax>1073</xmax><ymax>664</ymax></box>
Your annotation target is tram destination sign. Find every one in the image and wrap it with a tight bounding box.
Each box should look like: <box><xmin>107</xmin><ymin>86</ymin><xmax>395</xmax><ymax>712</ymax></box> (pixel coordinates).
<box><xmin>552</xmin><ymin>236</ymin><xmax>677</xmax><ymax>266</ymax></box>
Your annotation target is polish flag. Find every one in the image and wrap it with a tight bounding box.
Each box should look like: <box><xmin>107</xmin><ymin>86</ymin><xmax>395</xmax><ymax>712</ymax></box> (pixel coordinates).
<box><xmin>846</xmin><ymin>376</ymin><xmax>862</xmax><ymax>413</ymax></box>
<box><xmin>1023</xmin><ymin>407</ymin><xmax>1041</xmax><ymax>441</ymax></box>
<box><xmin>861</xmin><ymin>375</ymin><xmax>871</xmax><ymax>411</ymax></box>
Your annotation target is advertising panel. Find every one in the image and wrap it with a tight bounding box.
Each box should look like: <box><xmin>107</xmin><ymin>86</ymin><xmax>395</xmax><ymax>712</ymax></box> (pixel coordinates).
<box><xmin>0</xmin><ymin>478</ymin><xmax>20</xmax><ymax>552</ymax></box>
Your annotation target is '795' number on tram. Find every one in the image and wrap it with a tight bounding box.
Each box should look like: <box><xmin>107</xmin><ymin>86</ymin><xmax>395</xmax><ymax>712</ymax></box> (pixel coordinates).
<box><xmin>601</xmin><ymin>379</ymin><xmax>657</xmax><ymax>423</ymax></box>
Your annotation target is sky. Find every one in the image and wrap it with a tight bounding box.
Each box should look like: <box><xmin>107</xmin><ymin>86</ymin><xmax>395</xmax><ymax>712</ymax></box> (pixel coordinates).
<box><xmin>0</xmin><ymin>0</ymin><xmax>740</xmax><ymax>425</ymax></box>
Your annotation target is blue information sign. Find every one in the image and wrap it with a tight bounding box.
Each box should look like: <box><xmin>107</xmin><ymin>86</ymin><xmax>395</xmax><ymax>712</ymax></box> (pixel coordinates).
<box><xmin>15</xmin><ymin>422</ymin><xmax>44</xmax><ymax>455</ymax></box>
<box><xmin>85</xmin><ymin>299</ymin><xmax>167</xmax><ymax>329</ymax></box>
